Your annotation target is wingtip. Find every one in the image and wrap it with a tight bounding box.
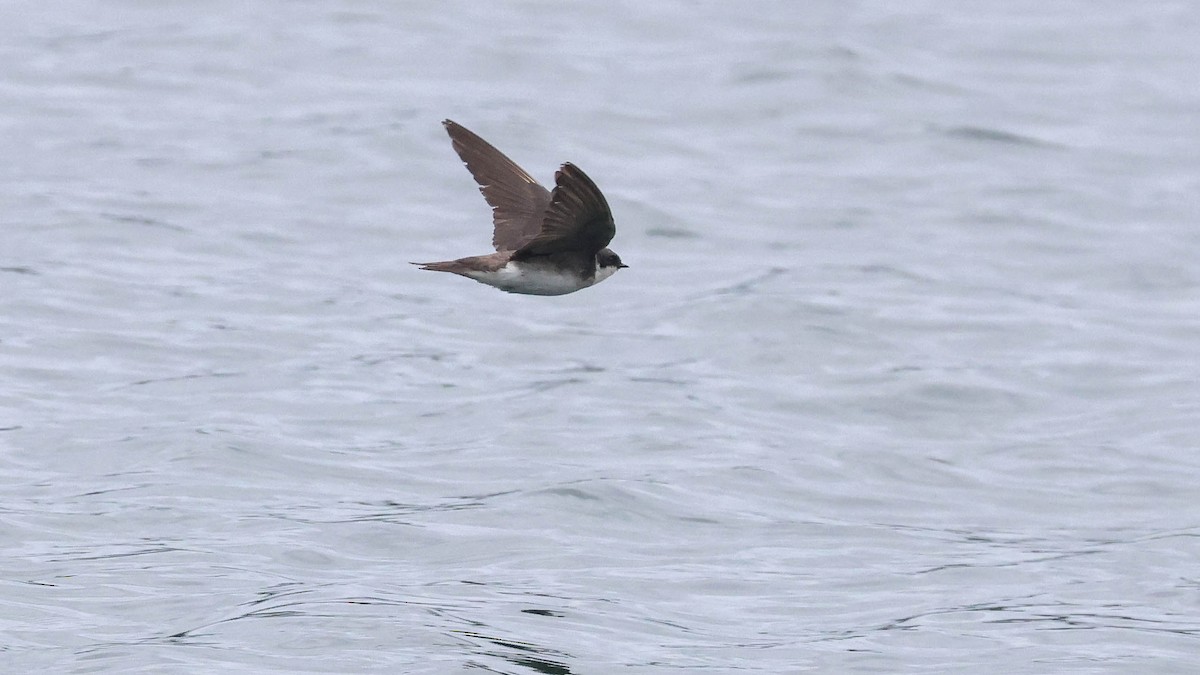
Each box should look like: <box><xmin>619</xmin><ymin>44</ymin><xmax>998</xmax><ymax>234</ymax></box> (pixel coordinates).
<box><xmin>557</xmin><ymin>162</ymin><xmax>587</xmax><ymax>179</ymax></box>
<box><xmin>554</xmin><ymin>162</ymin><xmax>600</xmax><ymax>193</ymax></box>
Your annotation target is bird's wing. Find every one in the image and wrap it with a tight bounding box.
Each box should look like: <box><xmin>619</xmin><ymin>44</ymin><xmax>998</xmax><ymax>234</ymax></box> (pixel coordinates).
<box><xmin>443</xmin><ymin>120</ymin><xmax>552</xmax><ymax>252</ymax></box>
<box><xmin>512</xmin><ymin>163</ymin><xmax>615</xmax><ymax>260</ymax></box>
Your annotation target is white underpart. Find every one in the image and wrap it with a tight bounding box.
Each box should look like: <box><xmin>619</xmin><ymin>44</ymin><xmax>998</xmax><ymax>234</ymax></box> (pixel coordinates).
<box><xmin>463</xmin><ymin>261</ymin><xmax>609</xmax><ymax>296</ymax></box>
<box><xmin>592</xmin><ymin>264</ymin><xmax>619</xmax><ymax>285</ymax></box>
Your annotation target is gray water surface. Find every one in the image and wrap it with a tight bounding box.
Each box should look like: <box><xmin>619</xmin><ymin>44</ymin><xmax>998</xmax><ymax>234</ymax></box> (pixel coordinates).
<box><xmin>3</xmin><ymin>2</ymin><xmax>1200</xmax><ymax>673</ymax></box>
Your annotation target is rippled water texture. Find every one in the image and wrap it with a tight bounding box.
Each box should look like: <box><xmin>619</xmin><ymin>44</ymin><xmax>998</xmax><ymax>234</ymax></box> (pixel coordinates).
<box><xmin>3</xmin><ymin>1</ymin><xmax>1199</xmax><ymax>672</ymax></box>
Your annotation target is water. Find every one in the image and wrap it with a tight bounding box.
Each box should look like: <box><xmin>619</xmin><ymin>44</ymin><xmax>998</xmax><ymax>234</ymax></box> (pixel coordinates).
<box><xmin>3</xmin><ymin>1</ymin><xmax>1199</xmax><ymax>672</ymax></box>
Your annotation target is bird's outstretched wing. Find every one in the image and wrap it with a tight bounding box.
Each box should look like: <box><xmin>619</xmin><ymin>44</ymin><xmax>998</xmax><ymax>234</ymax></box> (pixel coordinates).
<box><xmin>443</xmin><ymin>120</ymin><xmax>552</xmax><ymax>252</ymax></box>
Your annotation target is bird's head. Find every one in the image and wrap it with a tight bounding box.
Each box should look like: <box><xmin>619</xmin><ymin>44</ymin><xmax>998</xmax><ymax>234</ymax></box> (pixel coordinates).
<box><xmin>597</xmin><ymin>248</ymin><xmax>627</xmax><ymax>269</ymax></box>
<box><xmin>594</xmin><ymin>248</ymin><xmax>628</xmax><ymax>284</ymax></box>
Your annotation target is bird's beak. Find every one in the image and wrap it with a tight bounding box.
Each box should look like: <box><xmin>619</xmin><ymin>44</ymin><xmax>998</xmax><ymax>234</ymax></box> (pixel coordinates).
<box><xmin>618</xmin><ymin>263</ymin><xmax>629</xmax><ymax>269</ymax></box>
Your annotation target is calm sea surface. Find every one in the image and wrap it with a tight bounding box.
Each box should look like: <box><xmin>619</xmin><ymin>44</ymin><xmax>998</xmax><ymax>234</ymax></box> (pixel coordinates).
<box><xmin>3</xmin><ymin>2</ymin><xmax>1199</xmax><ymax>672</ymax></box>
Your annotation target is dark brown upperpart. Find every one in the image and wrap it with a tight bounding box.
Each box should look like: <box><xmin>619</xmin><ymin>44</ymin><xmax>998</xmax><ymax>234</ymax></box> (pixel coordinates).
<box><xmin>443</xmin><ymin>120</ymin><xmax>550</xmax><ymax>252</ymax></box>
<box><xmin>415</xmin><ymin>251</ymin><xmax>513</xmax><ymax>275</ymax></box>
<box><xmin>511</xmin><ymin>163</ymin><xmax>615</xmax><ymax>262</ymax></box>
<box><xmin>442</xmin><ymin>120</ymin><xmax>616</xmax><ymax>263</ymax></box>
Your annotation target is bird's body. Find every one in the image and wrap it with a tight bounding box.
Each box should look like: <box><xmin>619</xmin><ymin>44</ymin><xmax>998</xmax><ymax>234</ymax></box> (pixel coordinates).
<box><xmin>418</xmin><ymin>252</ymin><xmax>600</xmax><ymax>296</ymax></box>
<box><xmin>415</xmin><ymin>120</ymin><xmax>626</xmax><ymax>295</ymax></box>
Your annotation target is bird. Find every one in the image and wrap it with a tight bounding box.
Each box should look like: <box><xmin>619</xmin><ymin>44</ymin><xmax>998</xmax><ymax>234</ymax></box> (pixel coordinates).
<box><xmin>414</xmin><ymin>119</ymin><xmax>627</xmax><ymax>295</ymax></box>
